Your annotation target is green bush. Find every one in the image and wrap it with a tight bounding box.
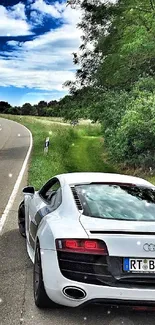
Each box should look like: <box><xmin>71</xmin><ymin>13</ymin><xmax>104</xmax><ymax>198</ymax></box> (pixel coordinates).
<box><xmin>102</xmin><ymin>79</ymin><xmax>155</xmax><ymax>168</ymax></box>
<box><xmin>115</xmin><ymin>94</ymin><xmax>155</xmax><ymax>167</ymax></box>
<box><xmin>90</xmin><ymin>77</ymin><xmax>155</xmax><ymax>169</ymax></box>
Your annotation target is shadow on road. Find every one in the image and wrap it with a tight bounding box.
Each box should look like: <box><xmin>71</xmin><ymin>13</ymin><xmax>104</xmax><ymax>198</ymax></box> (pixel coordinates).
<box><xmin>0</xmin><ymin>146</ymin><xmax>29</xmax><ymax>161</ymax></box>
<box><xmin>1</xmin><ymin>229</ymin><xmax>155</xmax><ymax>325</ymax></box>
<box><xmin>0</xmin><ymin>228</ymin><xmax>31</xmax><ymax>277</ymax></box>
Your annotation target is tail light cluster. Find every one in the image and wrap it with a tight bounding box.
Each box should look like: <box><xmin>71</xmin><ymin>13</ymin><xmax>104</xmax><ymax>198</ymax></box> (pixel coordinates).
<box><xmin>55</xmin><ymin>239</ymin><xmax>108</xmax><ymax>255</ymax></box>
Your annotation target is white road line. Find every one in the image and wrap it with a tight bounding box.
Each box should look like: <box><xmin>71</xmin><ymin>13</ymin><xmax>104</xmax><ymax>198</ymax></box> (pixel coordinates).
<box><xmin>0</xmin><ymin>122</ymin><xmax>33</xmax><ymax>234</ymax></box>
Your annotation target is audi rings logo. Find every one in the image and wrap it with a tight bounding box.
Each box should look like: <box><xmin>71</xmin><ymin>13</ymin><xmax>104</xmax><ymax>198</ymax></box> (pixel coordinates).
<box><xmin>143</xmin><ymin>243</ymin><xmax>155</xmax><ymax>252</ymax></box>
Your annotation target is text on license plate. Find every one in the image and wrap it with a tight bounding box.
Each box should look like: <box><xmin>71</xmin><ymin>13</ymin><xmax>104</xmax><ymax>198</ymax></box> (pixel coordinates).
<box><xmin>124</xmin><ymin>258</ymin><xmax>155</xmax><ymax>272</ymax></box>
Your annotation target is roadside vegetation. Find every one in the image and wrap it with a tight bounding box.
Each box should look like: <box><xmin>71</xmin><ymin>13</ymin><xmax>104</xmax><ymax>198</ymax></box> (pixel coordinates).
<box><xmin>1</xmin><ymin>114</ymin><xmax>154</xmax><ymax>187</ymax></box>
<box><xmin>0</xmin><ymin>115</ymin><xmax>116</xmax><ymax>189</ymax></box>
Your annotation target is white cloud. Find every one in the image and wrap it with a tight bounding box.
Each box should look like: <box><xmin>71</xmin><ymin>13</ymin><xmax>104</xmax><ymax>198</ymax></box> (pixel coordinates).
<box><xmin>0</xmin><ymin>5</ymin><xmax>32</xmax><ymax>36</ymax></box>
<box><xmin>87</xmin><ymin>0</ymin><xmax>117</xmax><ymax>3</ymax></box>
<box><xmin>25</xmin><ymin>23</ymin><xmax>81</xmax><ymax>49</ymax></box>
<box><xmin>31</xmin><ymin>0</ymin><xmax>64</xmax><ymax>19</ymax></box>
<box><xmin>30</xmin><ymin>0</ymin><xmax>81</xmax><ymax>26</ymax></box>
<box><xmin>1</xmin><ymin>23</ymin><xmax>81</xmax><ymax>91</ymax></box>
<box><xmin>9</xmin><ymin>2</ymin><xmax>26</xmax><ymax>20</ymax></box>
<box><xmin>7</xmin><ymin>40</ymin><xmax>19</xmax><ymax>47</ymax></box>
<box><xmin>30</xmin><ymin>10</ymin><xmax>44</xmax><ymax>25</ymax></box>
<box><xmin>60</xmin><ymin>3</ymin><xmax>81</xmax><ymax>26</ymax></box>
<box><xmin>0</xmin><ymin>0</ymin><xmax>82</xmax><ymax>96</ymax></box>
<box><xmin>0</xmin><ymin>59</ymin><xmax>76</xmax><ymax>91</ymax></box>
<box><xmin>0</xmin><ymin>30</ymin><xmax>79</xmax><ymax>91</ymax></box>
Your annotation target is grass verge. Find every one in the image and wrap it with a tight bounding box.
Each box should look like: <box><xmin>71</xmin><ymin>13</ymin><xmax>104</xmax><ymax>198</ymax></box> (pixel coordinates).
<box><xmin>0</xmin><ymin>115</ymin><xmax>116</xmax><ymax>189</ymax></box>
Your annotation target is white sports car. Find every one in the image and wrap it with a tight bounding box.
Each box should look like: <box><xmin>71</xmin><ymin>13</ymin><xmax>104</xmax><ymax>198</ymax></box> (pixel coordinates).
<box><xmin>18</xmin><ymin>172</ymin><xmax>155</xmax><ymax>309</ymax></box>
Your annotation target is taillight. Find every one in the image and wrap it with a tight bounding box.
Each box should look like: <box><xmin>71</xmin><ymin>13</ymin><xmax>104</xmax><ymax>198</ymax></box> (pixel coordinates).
<box><xmin>132</xmin><ymin>306</ymin><xmax>155</xmax><ymax>311</ymax></box>
<box><xmin>55</xmin><ymin>239</ymin><xmax>108</xmax><ymax>255</ymax></box>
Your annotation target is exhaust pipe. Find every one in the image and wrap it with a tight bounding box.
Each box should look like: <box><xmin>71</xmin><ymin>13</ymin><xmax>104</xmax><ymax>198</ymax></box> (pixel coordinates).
<box><xmin>63</xmin><ymin>286</ymin><xmax>86</xmax><ymax>300</ymax></box>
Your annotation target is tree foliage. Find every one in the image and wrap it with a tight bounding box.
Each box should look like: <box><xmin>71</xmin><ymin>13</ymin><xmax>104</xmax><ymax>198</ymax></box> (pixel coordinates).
<box><xmin>66</xmin><ymin>0</ymin><xmax>155</xmax><ymax>90</ymax></box>
<box><xmin>96</xmin><ymin>0</ymin><xmax>155</xmax><ymax>89</ymax></box>
<box><xmin>0</xmin><ymin>101</ymin><xmax>11</xmax><ymax>113</ymax></box>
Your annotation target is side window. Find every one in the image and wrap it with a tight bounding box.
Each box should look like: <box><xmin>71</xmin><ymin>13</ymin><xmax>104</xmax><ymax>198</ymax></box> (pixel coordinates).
<box><xmin>47</xmin><ymin>182</ymin><xmax>61</xmax><ymax>206</ymax></box>
<box><xmin>53</xmin><ymin>187</ymin><xmax>62</xmax><ymax>208</ymax></box>
<box><xmin>39</xmin><ymin>178</ymin><xmax>62</xmax><ymax>208</ymax></box>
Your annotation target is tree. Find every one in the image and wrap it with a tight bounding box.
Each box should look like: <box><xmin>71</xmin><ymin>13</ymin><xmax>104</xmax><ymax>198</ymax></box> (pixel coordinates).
<box><xmin>66</xmin><ymin>0</ymin><xmax>155</xmax><ymax>90</ymax></box>
<box><xmin>47</xmin><ymin>100</ymin><xmax>58</xmax><ymax>107</ymax></box>
<box><xmin>22</xmin><ymin>103</ymin><xmax>33</xmax><ymax>115</ymax></box>
<box><xmin>7</xmin><ymin>106</ymin><xmax>21</xmax><ymax>115</ymax></box>
<box><xmin>36</xmin><ymin>101</ymin><xmax>48</xmax><ymax>116</ymax></box>
<box><xmin>0</xmin><ymin>101</ymin><xmax>11</xmax><ymax>113</ymax></box>
<box><xmin>38</xmin><ymin>101</ymin><xmax>47</xmax><ymax>108</ymax></box>
<box><xmin>66</xmin><ymin>0</ymin><xmax>119</xmax><ymax>90</ymax></box>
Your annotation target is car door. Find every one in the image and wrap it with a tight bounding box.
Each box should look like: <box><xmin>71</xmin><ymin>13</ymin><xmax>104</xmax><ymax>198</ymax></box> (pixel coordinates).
<box><xmin>28</xmin><ymin>178</ymin><xmax>62</xmax><ymax>249</ymax></box>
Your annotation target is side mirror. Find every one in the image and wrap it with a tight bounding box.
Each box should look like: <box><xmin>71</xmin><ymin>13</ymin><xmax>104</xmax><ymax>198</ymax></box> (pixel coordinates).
<box><xmin>22</xmin><ymin>186</ymin><xmax>35</xmax><ymax>195</ymax></box>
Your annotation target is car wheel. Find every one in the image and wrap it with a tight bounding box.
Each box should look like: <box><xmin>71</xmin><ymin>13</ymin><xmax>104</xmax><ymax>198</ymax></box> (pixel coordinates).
<box><xmin>33</xmin><ymin>242</ymin><xmax>59</xmax><ymax>308</ymax></box>
<box><xmin>18</xmin><ymin>200</ymin><xmax>26</xmax><ymax>238</ymax></box>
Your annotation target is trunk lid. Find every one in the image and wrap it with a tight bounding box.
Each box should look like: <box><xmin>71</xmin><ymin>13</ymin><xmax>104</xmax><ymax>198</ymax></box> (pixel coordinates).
<box><xmin>80</xmin><ymin>214</ymin><xmax>155</xmax><ymax>233</ymax></box>
<box><xmin>80</xmin><ymin>215</ymin><xmax>155</xmax><ymax>257</ymax></box>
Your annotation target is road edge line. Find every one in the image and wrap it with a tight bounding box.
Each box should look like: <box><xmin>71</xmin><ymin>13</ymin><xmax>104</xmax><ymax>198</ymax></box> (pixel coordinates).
<box><xmin>0</xmin><ymin>121</ymin><xmax>33</xmax><ymax>234</ymax></box>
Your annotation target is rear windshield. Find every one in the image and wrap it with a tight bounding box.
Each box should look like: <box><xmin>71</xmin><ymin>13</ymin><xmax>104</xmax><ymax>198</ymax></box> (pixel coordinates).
<box><xmin>75</xmin><ymin>183</ymin><xmax>155</xmax><ymax>221</ymax></box>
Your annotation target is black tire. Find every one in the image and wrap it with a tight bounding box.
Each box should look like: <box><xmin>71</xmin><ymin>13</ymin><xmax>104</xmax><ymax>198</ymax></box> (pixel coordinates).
<box><xmin>18</xmin><ymin>200</ymin><xmax>26</xmax><ymax>238</ymax></box>
<box><xmin>33</xmin><ymin>241</ymin><xmax>59</xmax><ymax>308</ymax></box>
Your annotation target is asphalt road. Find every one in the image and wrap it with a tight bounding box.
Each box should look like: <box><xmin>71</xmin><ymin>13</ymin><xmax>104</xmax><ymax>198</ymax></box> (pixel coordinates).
<box><xmin>0</xmin><ymin>118</ymin><xmax>30</xmax><ymax>216</ymax></box>
<box><xmin>1</xmin><ymin>118</ymin><xmax>155</xmax><ymax>325</ymax></box>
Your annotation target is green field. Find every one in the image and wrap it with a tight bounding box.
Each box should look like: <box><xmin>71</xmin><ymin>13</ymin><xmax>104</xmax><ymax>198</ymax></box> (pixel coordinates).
<box><xmin>0</xmin><ymin>115</ymin><xmax>116</xmax><ymax>189</ymax></box>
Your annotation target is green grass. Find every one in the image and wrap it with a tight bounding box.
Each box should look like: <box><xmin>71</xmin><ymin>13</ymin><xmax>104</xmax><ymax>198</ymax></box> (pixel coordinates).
<box><xmin>76</xmin><ymin>123</ymin><xmax>102</xmax><ymax>137</ymax></box>
<box><xmin>0</xmin><ymin>114</ymin><xmax>116</xmax><ymax>189</ymax></box>
<box><xmin>66</xmin><ymin>136</ymin><xmax>116</xmax><ymax>173</ymax></box>
<box><xmin>142</xmin><ymin>175</ymin><xmax>155</xmax><ymax>185</ymax></box>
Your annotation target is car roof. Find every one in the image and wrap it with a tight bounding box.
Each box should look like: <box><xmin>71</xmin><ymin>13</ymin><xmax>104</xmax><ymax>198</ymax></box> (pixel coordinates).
<box><xmin>57</xmin><ymin>172</ymin><xmax>153</xmax><ymax>187</ymax></box>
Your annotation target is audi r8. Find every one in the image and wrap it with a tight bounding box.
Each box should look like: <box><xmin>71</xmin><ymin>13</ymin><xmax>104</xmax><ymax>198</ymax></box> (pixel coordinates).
<box><xmin>18</xmin><ymin>172</ymin><xmax>155</xmax><ymax>309</ymax></box>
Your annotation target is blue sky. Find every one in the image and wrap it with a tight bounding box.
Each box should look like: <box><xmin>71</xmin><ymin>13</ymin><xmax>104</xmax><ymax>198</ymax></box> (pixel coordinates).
<box><xmin>0</xmin><ymin>0</ymin><xmax>82</xmax><ymax>105</ymax></box>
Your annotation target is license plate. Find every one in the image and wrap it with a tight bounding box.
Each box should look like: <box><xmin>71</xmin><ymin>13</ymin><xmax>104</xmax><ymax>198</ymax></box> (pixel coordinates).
<box><xmin>123</xmin><ymin>258</ymin><xmax>155</xmax><ymax>272</ymax></box>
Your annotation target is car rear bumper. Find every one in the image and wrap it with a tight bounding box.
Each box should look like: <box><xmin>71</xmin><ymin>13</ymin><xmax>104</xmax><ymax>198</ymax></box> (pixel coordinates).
<box><xmin>41</xmin><ymin>249</ymin><xmax>155</xmax><ymax>307</ymax></box>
